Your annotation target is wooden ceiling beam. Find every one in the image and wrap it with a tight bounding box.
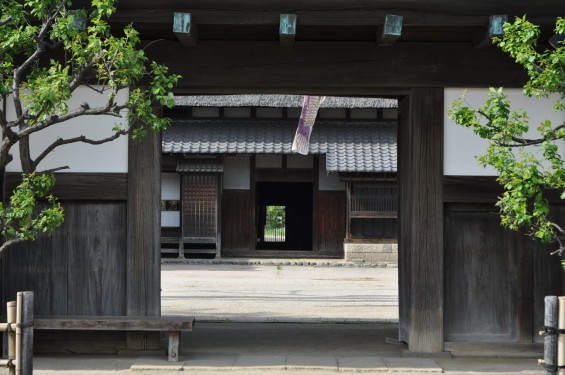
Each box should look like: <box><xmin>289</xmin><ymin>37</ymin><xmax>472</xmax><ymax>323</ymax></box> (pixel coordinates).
<box><xmin>142</xmin><ymin>40</ymin><xmax>527</xmax><ymax>93</ymax></box>
<box><xmin>110</xmin><ymin>9</ymin><xmax>557</xmax><ymax>28</ymax></box>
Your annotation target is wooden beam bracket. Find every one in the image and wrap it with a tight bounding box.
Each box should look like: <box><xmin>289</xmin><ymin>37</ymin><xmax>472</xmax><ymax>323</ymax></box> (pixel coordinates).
<box><xmin>174</xmin><ymin>12</ymin><xmax>198</xmax><ymax>47</ymax></box>
<box><xmin>474</xmin><ymin>15</ymin><xmax>508</xmax><ymax>49</ymax></box>
<box><xmin>279</xmin><ymin>14</ymin><xmax>297</xmax><ymax>48</ymax></box>
<box><xmin>378</xmin><ymin>14</ymin><xmax>403</xmax><ymax>46</ymax></box>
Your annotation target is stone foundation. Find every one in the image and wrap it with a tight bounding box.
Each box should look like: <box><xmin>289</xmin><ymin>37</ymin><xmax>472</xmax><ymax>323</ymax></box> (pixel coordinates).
<box><xmin>344</xmin><ymin>242</ymin><xmax>398</xmax><ymax>263</ymax></box>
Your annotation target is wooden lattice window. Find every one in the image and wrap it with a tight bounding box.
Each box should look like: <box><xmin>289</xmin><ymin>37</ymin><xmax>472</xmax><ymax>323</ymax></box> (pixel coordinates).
<box><xmin>348</xmin><ymin>181</ymin><xmax>398</xmax><ymax>239</ymax></box>
<box><xmin>350</xmin><ymin>182</ymin><xmax>397</xmax><ymax>218</ymax></box>
<box><xmin>182</xmin><ymin>174</ymin><xmax>218</xmax><ymax>240</ymax></box>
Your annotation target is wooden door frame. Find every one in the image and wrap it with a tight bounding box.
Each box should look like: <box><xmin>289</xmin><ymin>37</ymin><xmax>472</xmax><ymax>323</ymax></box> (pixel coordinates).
<box><xmin>132</xmin><ymin>87</ymin><xmax>446</xmax><ymax>353</ymax></box>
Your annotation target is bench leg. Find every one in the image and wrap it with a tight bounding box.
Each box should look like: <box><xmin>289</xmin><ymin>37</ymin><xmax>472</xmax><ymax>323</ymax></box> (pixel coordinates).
<box><xmin>168</xmin><ymin>331</ymin><xmax>180</xmax><ymax>362</ymax></box>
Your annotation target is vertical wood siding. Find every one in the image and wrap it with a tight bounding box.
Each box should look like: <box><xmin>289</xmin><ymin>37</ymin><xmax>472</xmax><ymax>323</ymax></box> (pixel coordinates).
<box><xmin>1</xmin><ymin>202</ymin><xmax>127</xmax><ymax>316</ymax></box>
<box><xmin>317</xmin><ymin>191</ymin><xmax>346</xmax><ymax>256</ymax></box>
<box><xmin>444</xmin><ymin>208</ymin><xmax>518</xmax><ymax>342</ymax></box>
<box><xmin>222</xmin><ymin>190</ymin><xmax>254</xmax><ymax>251</ymax></box>
<box><xmin>443</xmin><ymin>179</ymin><xmax>565</xmax><ymax>344</ymax></box>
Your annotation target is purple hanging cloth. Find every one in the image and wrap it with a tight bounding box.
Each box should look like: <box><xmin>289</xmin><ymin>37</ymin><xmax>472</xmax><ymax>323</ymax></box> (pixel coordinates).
<box><xmin>292</xmin><ymin>95</ymin><xmax>326</xmax><ymax>155</ymax></box>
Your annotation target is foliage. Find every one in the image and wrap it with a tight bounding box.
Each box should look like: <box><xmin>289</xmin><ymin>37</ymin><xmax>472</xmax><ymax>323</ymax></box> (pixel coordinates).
<box><xmin>0</xmin><ymin>0</ymin><xmax>180</xmax><ymax>254</ymax></box>
<box><xmin>266</xmin><ymin>206</ymin><xmax>285</xmax><ymax>229</ymax></box>
<box><xmin>448</xmin><ymin>17</ymin><xmax>565</xmax><ymax>265</ymax></box>
<box><xmin>0</xmin><ymin>174</ymin><xmax>64</xmax><ymax>253</ymax></box>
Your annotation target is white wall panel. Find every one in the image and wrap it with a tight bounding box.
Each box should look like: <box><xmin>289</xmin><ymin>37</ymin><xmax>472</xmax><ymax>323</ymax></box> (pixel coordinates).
<box><xmin>4</xmin><ymin>86</ymin><xmax>129</xmax><ymax>172</ymax></box>
<box><xmin>224</xmin><ymin>155</ymin><xmax>250</xmax><ymax>189</ymax></box>
<box><xmin>161</xmin><ymin>173</ymin><xmax>180</xmax><ymax>200</ymax></box>
<box><xmin>444</xmin><ymin>88</ymin><xmax>565</xmax><ymax>176</ymax></box>
<box><xmin>318</xmin><ymin>156</ymin><xmax>345</xmax><ymax>191</ymax></box>
<box><xmin>161</xmin><ymin>211</ymin><xmax>180</xmax><ymax>227</ymax></box>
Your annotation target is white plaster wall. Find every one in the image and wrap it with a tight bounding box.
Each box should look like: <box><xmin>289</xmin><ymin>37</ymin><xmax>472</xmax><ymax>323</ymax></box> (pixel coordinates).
<box><xmin>4</xmin><ymin>86</ymin><xmax>129</xmax><ymax>172</ymax></box>
<box><xmin>161</xmin><ymin>173</ymin><xmax>180</xmax><ymax>200</ymax></box>
<box><xmin>444</xmin><ymin>88</ymin><xmax>565</xmax><ymax>176</ymax></box>
<box><xmin>318</xmin><ymin>156</ymin><xmax>345</xmax><ymax>191</ymax></box>
<box><xmin>224</xmin><ymin>155</ymin><xmax>250</xmax><ymax>189</ymax></box>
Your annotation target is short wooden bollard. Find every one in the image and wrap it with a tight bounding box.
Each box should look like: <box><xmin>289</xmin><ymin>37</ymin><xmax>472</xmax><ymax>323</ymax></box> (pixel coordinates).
<box><xmin>7</xmin><ymin>301</ymin><xmax>16</xmax><ymax>375</ymax></box>
<box><xmin>540</xmin><ymin>296</ymin><xmax>558</xmax><ymax>375</ymax></box>
<box><xmin>17</xmin><ymin>292</ymin><xmax>34</xmax><ymax>375</ymax></box>
<box><xmin>559</xmin><ymin>297</ymin><xmax>565</xmax><ymax>375</ymax></box>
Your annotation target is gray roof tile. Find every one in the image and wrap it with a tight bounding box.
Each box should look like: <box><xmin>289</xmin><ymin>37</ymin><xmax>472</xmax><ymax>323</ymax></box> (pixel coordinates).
<box><xmin>163</xmin><ymin>119</ymin><xmax>397</xmax><ymax>173</ymax></box>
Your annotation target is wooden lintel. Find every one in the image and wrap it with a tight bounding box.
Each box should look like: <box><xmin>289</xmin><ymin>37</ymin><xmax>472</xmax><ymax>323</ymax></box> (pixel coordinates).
<box><xmin>474</xmin><ymin>14</ymin><xmax>508</xmax><ymax>49</ymax></box>
<box><xmin>280</xmin><ymin>14</ymin><xmax>297</xmax><ymax>47</ymax></box>
<box><xmin>378</xmin><ymin>14</ymin><xmax>403</xmax><ymax>46</ymax></box>
<box><xmin>173</xmin><ymin>12</ymin><xmax>198</xmax><ymax>47</ymax></box>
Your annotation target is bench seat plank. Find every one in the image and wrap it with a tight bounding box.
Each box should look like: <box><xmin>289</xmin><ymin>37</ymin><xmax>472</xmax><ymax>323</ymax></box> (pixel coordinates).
<box><xmin>35</xmin><ymin>316</ymin><xmax>194</xmax><ymax>332</ymax></box>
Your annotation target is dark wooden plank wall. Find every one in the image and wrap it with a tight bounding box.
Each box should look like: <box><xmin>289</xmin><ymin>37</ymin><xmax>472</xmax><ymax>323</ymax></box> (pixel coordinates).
<box><xmin>443</xmin><ymin>178</ymin><xmax>565</xmax><ymax>344</ymax></box>
<box><xmin>5</xmin><ymin>173</ymin><xmax>128</xmax><ymax>201</ymax></box>
<box><xmin>1</xmin><ymin>202</ymin><xmax>127</xmax><ymax>316</ymax></box>
<box><xmin>222</xmin><ymin>190</ymin><xmax>254</xmax><ymax>252</ymax></box>
<box><xmin>444</xmin><ymin>207</ymin><xmax>518</xmax><ymax>342</ymax></box>
<box><xmin>317</xmin><ymin>191</ymin><xmax>346</xmax><ymax>256</ymax></box>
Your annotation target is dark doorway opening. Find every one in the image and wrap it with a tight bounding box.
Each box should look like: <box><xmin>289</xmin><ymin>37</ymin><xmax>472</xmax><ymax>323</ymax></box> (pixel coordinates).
<box><xmin>256</xmin><ymin>182</ymin><xmax>313</xmax><ymax>250</ymax></box>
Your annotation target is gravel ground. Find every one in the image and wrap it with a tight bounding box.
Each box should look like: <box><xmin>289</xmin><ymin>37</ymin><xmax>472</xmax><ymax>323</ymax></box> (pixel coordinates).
<box><xmin>161</xmin><ymin>262</ymin><xmax>399</xmax><ymax>323</ymax></box>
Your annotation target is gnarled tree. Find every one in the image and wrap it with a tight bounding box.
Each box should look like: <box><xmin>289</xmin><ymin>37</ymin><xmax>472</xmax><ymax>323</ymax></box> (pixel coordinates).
<box><xmin>0</xmin><ymin>0</ymin><xmax>180</xmax><ymax>254</ymax></box>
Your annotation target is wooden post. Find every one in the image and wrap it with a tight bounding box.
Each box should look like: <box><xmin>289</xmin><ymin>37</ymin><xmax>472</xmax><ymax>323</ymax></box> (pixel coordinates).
<box><xmin>127</xmin><ymin>125</ymin><xmax>161</xmax><ymax>350</ymax></box>
<box><xmin>168</xmin><ymin>332</ymin><xmax>180</xmax><ymax>362</ymax></box>
<box><xmin>542</xmin><ymin>296</ymin><xmax>558</xmax><ymax>375</ymax></box>
<box><xmin>559</xmin><ymin>297</ymin><xmax>565</xmax><ymax>375</ymax></box>
<box><xmin>7</xmin><ymin>301</ymin><xmax>16</xmax><ymax>375</ymax></box>
<box><xmin>15</xmin><ymin>294</ymin><xmax>21</xmax><ymax>375</ymax></box>
<box><xmin>18</xmin><ymin>292</ymin><xmax>33</xmax><ymax>375</ymax></box>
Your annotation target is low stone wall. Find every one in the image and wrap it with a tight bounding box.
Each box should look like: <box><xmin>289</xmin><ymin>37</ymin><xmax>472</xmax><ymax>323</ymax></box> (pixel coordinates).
<box><xmin>344</xmin><ymin>242</ymin><xmax>398</xmax><ymax>263</ymax></box>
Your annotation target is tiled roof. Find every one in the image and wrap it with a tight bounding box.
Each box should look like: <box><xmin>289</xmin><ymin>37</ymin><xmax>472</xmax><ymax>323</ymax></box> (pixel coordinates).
<box><xmin>162</xmin><ymin>120</ymin><xmax>396</xmax><ymax>173</ymax></box>
<box><xmin>174</xmin><ymin>95</ymin><xmax>398</xmax><ymax>108</ymax></box>
<box><xmin>177</xmin><ymin>158</ymin><xmax>224</xmax><ymax>173</ymax></box>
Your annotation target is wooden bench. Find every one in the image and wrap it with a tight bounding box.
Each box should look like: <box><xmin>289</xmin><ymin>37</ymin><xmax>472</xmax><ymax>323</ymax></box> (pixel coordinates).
<box><xmin>34</xmin><ymin>316</ymin><xmax>195</xmax><ymax>361</ymax></box>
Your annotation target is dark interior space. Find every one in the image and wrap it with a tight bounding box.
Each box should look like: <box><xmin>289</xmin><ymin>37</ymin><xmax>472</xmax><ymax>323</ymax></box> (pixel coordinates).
<box><xmin>256</xmin><ymin>182</ymin><xmax>313</xmax><ymax>250</ymax></box>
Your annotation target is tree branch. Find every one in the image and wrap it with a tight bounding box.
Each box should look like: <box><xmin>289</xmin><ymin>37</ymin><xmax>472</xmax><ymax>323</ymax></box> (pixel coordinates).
<box><xmin>0</xmin><ymin>16</ymin><xmax>12</xmax><ymax>27</ymax></box>
<box><xmin>17</xmin><ymin>100</ymin><xmax>124</xmax><ymax>136</ymax></box>
<box><xmin>0</xmin><ymin>238</ymin><xmax>28</xmax><ymax>257</ymax></box>
<box><xmin>33</xmin><ymin>127</ymin><xmax>131</xmax><ymax>168</ymax></box>
<box><xmin>38</xmin><ymin>166</ymin><xmax>69</xmax><ymax>174</ymax></box>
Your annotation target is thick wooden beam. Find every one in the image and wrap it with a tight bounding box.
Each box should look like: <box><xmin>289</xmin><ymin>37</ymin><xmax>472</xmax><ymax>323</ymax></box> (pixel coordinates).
<box><xmin>400</xmin><ymin>88</ymin><xmax>444</xmax><ymax>353</ymax></box>
<box><xmin>126</xmin><ymin>128</ymin><xmax>161</xmax><ymax>349</ymax></box>
<box><xmin>279</xmin><ymin>14</ymin><xmax>297</xmax><ymax>47</ymax></box>
<box><xmin>5</xmin><ymin>172</ymin><xmax>128</xmax><ymax>200</ymax></box>
<box><xmin>144</xmin><ymin>41</ymin><xmax>526</xmax><ymax>94</ymax></box>
<box><xmin>109</xmin><ymin>8</ymin><xmax>558</xmax><ymax>28</ymax></box>
<box><xmin>378</xmin><ymin>14</ymin><xmax>402</xmax><ymax>46</ymax></box>
<box><xmin>173</xmin><ymin>12</ymin><xmax>198</xmax><ymax>47</ymax></box>
<box><xmin>474</xmin><ymin>15</ymin><xmax>508</xmax><ymax>49</ymax></box>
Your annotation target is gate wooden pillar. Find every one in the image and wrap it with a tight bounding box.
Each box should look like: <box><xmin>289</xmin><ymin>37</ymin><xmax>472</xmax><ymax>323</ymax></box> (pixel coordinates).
<box><xmin>126</xmin><ymin>127</ymin><xmax>162</xmax><ymax>349</ymax></box>
<box><xmin>398</xmin><ymin>88</ymin><xmax>444</xmax><ymax>353</ymax></box>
